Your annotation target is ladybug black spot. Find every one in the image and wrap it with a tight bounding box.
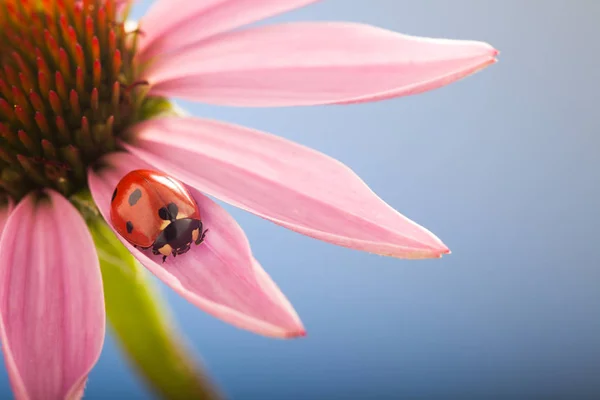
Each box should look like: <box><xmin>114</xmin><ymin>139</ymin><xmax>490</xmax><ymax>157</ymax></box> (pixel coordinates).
<box><xmin>128</xmin><ymin>188</ymin><xmax>142</xmax><ymax>206</ymax></box>
<box><xmin>111</xmin><ymin>188</ymin><xmax>117</xmax><ymax>203</ymax></box>
<box><xmin>126</xmin><ymin>221</ymin><xmax>134</xmax><ymax>234</ymax></box>
<box><xmin>158</xmin><ymin>203</ymin><xmax>179</xmax><ymax>221</ymax></box>
<box><xmin>158</xmin><ymin>206</ymin><xmax>170</xmax><ymax>221</ymax></box>
<box><xmin>167</xmin><ymin>202</ymin><xmax>179</xmax><ymax>218</ymax></box>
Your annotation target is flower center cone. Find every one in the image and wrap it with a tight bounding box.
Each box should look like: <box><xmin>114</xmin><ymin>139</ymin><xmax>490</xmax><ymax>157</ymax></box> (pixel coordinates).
<box><xmin>0</xmin><ymin>0</ymin><xmax>148</xmax><ymax>201</ymax></box>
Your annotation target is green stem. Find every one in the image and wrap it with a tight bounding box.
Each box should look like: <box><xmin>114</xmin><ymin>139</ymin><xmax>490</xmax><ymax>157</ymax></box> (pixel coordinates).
<box><xmin>88</xmin><ymin>217</ymin><xmax>223</xmax><ymax>400</ymax></box>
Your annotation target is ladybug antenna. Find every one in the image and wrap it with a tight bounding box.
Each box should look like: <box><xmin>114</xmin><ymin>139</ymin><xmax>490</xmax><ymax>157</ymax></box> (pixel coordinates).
<box><xmin>118</xmin><ymin>81</ymin><xmax>150</xmax><ymax>106</ymax></box>
<box><xmin>120</xmin><ymin>80</ymin><xmax>149</xmax><ymax>94</ymax></box>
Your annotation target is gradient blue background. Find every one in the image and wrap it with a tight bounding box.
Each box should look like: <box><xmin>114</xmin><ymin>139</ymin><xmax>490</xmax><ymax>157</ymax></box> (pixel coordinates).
<box><xmin>4</xmin><ymin>1</ymin><xmax>599</xmax><ymax>398</ymax></box>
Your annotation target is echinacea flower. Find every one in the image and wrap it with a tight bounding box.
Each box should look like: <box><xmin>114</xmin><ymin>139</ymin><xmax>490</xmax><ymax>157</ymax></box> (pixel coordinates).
<box><xmin>0</xmin><ymin>0</ymin><xmax>497</xmax><ymax>398</ymax></box>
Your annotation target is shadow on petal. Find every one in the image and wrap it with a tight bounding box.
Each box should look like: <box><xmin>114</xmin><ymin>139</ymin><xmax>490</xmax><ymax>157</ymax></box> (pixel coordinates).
<box><xmin>0</xmin><ymin>198</ymin><xmax>13</xmax><ymax>237</ymax></box>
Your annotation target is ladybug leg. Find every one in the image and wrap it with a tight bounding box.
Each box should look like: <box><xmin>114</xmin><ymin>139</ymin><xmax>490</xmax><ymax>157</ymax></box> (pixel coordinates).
<box><xmin>153</xmin><ymin>248</ymin><xmax>168</xmax><ymax>263</ymax></box>
<box><xmin>177</xmin><ymin>243</ymin><xmax>192</xmax><ymax>255</ymax></box>
<box><xmin>195</xmin><ymin>229</ymin><xmax>208</xmax><ymax>245</ymax></box>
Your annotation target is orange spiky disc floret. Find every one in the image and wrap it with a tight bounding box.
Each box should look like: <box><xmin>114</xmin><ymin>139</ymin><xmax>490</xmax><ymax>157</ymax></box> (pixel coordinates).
<box><xmin>0</xmin><ymin>0</ymin><xmax>150</xmax><ymax>201</ymax></box>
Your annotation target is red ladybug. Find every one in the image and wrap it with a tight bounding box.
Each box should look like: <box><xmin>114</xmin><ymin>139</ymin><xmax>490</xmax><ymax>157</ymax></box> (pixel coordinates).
<box><xmin>110</xmin><ymin>169</ymin><xmax>207</xmax><ymax>262</ymax></box>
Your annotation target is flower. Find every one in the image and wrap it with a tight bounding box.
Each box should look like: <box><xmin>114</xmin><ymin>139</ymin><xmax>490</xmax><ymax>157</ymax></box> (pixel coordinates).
<box><xmin>0</xmin><ymin>0</ymin><xmax>497</xmax><ymax>398</ymax></box>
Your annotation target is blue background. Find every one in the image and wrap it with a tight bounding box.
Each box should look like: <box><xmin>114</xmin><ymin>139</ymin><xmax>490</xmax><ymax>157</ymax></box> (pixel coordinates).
<box><xmin>5</xmin><ymin>0</ymin><xmax>600</xmax><ymax>398</ymax></box>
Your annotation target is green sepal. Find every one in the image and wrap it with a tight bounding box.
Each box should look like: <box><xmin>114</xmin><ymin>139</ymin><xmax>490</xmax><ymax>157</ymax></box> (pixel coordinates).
<box><xmin>139</xmin><ymin>97</ymin><xmax>178</xmax><ymax>120</ymax></box>
<box><xmin>88</xmin><ymin>217</ymin><xmax>222</xmax><ymax>400</ymax></box>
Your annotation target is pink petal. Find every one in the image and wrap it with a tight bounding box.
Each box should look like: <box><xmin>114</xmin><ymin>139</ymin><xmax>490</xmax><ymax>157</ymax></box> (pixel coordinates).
<box><xmin>144</xmin><ymin>22</ymin><xmax>497</xmax><ymax>107</ymax></box>
<box><xmin>124</xmin><ymin>117</ymin><xmax>449</xmax><ymax>259</ymax></box>
<box><xmin>0</xmin><ymin>191</ymin><xmax>105</xmax><ymax>400</ymax></box>
<box><xmin>88</xmin><ymin>153</ymin><xmax>305</xmax><ymax>338</ymax></box>
<box><xmin>138</xmin><ymin>0</ymin><xmax>319</xmax><ymax>61</ymax></box>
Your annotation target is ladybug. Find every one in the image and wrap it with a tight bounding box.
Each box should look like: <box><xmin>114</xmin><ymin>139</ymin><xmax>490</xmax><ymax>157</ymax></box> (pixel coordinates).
<box><xmin>110</xmin><ymin>169</ymin><xmax>207</xmax><ymax>262</ymax></box>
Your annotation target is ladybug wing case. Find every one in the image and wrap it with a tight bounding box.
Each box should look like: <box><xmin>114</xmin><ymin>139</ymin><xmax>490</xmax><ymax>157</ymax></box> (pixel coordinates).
<box><xmin>110</xmin><ymin>170</ymin><xmax>201</xmax><ymax>250</ymax></box>
<box><xmin>149</xmin><ymin>175</ymin><xmax>201</xmax><ymax>222</ymax></box>
<box><xmin>110</xmin><ymin>176</ymin><xmax>165</xmax><ymax>248</ymax></box>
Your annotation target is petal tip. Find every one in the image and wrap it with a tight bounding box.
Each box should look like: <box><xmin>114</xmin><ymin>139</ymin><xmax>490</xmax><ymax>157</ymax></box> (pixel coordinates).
<box><xmin>471</xmin><ymin>41</ymin><xmax>499</xmax><ymax>66</ymax></box>
<box><xmin>269</xmin><ymin>317</ymin><xmax>306</xmax><ymax>339</ymax></box>
<box><xmin>434</xmin><ymin>242</ymin><xmax>451</xmax><ymax>258</ymax></box>
<box><xmin>284</xmin><ymin>328</ymin><xmax>307</xmax><ymax>339</ymax></box>
<box><xmin>485</xmin><ymin>45</ymin><xmax>499</xmax><ymax>62</ymax></box>
<box><xmin>401</xmin><ymin>241</ymin><xmax>451</xmax><ymax>259</ymax></box>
